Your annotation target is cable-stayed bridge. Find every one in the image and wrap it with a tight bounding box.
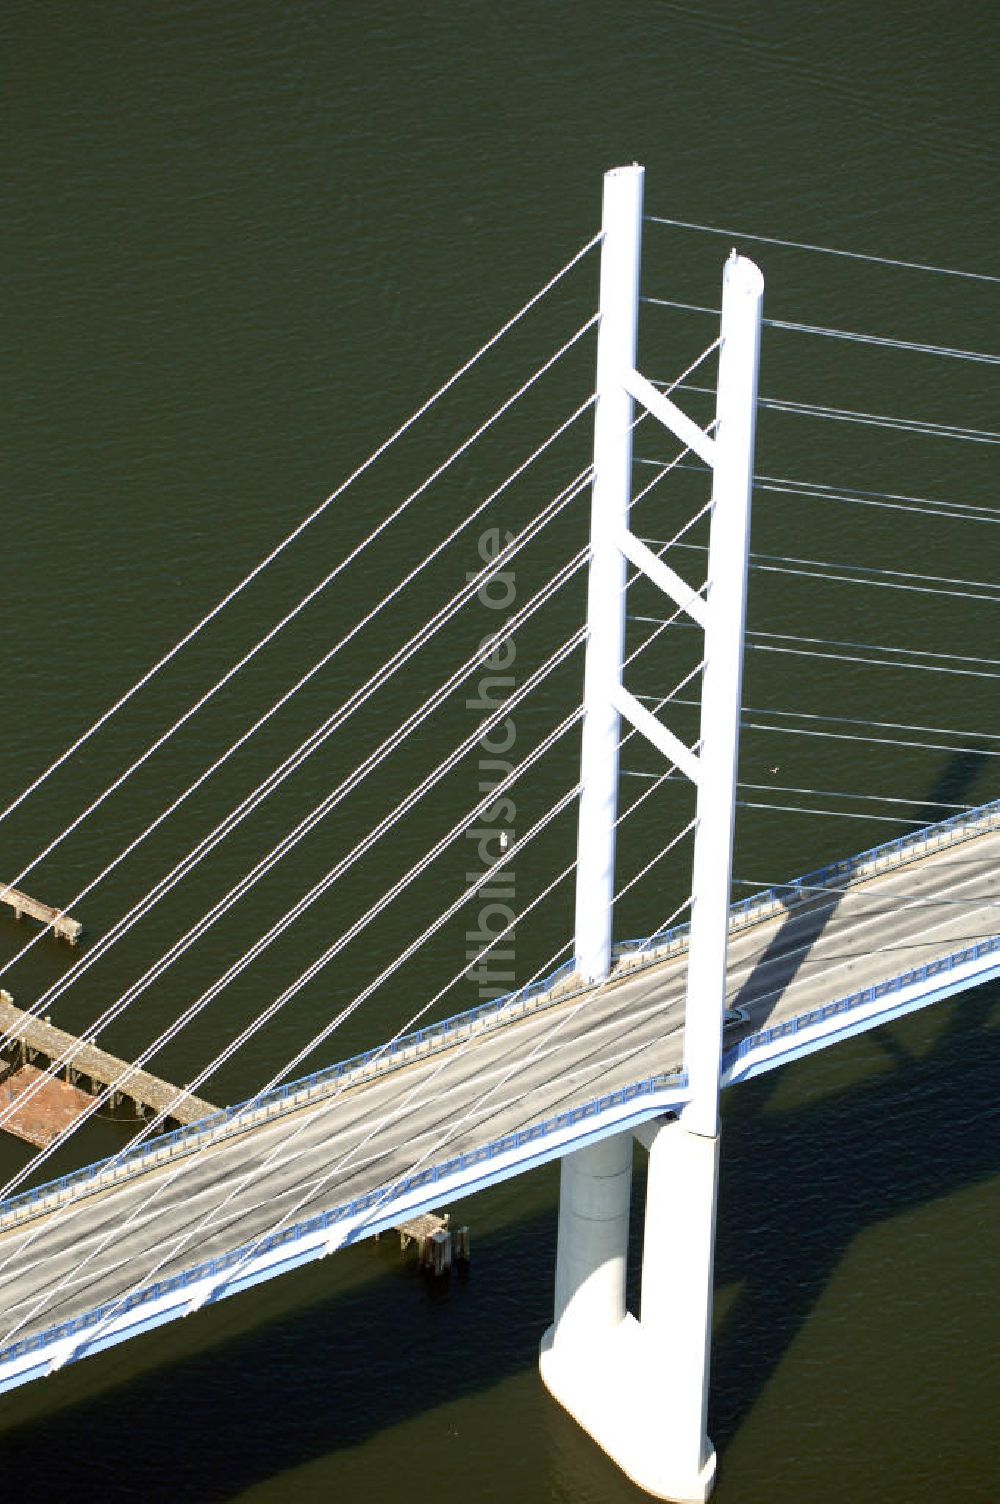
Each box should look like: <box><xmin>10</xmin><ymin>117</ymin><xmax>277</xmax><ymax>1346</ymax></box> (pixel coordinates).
<box><xmin>0</xmin><ymin>799</ymin><xmax>997</xmax><ymax>1386</ymax></box>
<box><xmin>0</xmin><ymin>166</ymin><xmax>996</xmax><ymax>1501</ymax></box>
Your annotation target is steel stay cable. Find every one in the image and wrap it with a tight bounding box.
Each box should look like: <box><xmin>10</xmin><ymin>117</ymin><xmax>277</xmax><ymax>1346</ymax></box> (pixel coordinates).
<box><xmin>273</xmin><ymin>665</ymin><xmax>704</xmax><ymax>1093</ymax></box>
<box><xmin>659</xmin><ymin>335</ymin><xmax>722</xmax><ymax>398</ymax></box>
<box><xmin>747</xmin><ymin>397</ymin><xmax>1000</xmax><ymax>446</ymax></box>
<box><xmin>748</xmin><ymin>642</ymin><xmax>1000</xmax><ymax>680</ymax></box>
<box><xmin>235</xmin><ymin>650</ymin><xmax>704</xmax><ymax>1110</ymax></box>
<box><xmin>738</xmin><ymin>721</ymin><xmax>1000</xmax><ymax>759</ymax></box>
<box><xmin>0</xmin><ymin>547</ymin><xmax>589</xmax><ymax>1143</ymax></box>
<box><xmin>731</xmin><ymin>703</ymin><xmax>1000</xmax><ymax>744</ymax></box>
<box><xmin>635</xmin><ymin>459</ymin><xmax>1000</xmax><ymax>526</ymax></box>
<box><xmin>741</xmin><ymin>781</ymin><xmax>972</xmax><ymax>812</ymax></box>
<box><xmin>754</xmin><ymin>566</ymin><xmax>999</xmax><ymax>606</ymax></box>
<box><xmin>0</xmin><ymin>234</ymin><xmax>601</xmax><ymax>836</ymax></box>
<box><xmin>638</xmin><ymin>538</ymin><xmax>1000</xmax><ymax>601</ymax></box>
<box><xmin>622</xmin><ymin>771</ymin><xmax>975</xmax><ymax>815</ymax></box>
<box><xmin>0</xmin><ymin>579</ymin><xmax>705</xmax><ymax>1317</ymax></box>
<box><xmin>643</xmin><ymin>213</ymin><xmax>1000</xmax><ymax>284</ymax></box>
<box><xmin>750</xmin><ymin>473</ymin><xmax>1000</xmax><ymax>521</ymax></box>
<box><xmin>629</xmin><ymin>454</ymin><xmax>715</xmax><ymax>520</ymax></box>
<box><xmin>659</xmin><ymin>380</ymin><xmax>1000</xmax><ymax>445</ymax></box>
<box><xmin>0</xmin><ymin>317</ymin><xmax>598</xmax><ymax>917</ymax></box>
<box><xmin>628</xmin><ymin>618</ymin><xmax>1000</xmax><ymax>675</ymax></box>
<box><xmin>13</xmin><ymin>751</ymin><xmax>698</xmax><ymax>1354</ymax></box>
<box><xmin>640</xmin><ymin>295</ymin><xmax>1000</xmax><ymax>365</ymax></box>
<box><xmin>737</xmin><ymin>799</ymin><xmax>951</xmax><ymax>826</ymax></box>
<box><xmin>768</xmin><ymin>492</ymin><xmax>1000</xmax><ymax>527</ymax></box>
<box><xmin>0</xmin><ymin>542</ymin><xmax>590</xmax><ymax>1140</ymax></box>
<box><xmin>1</xmin><ymin>324</ymin><xmax>703</xmax><ymax>1044</ymax></box>
<box><xmin>140</xmin><ymin>808</ymin><xmax>698</xmax><ymax>1312</ymax></box>
<box><xmin>0</xmin><ymin>685</ymin><xmax>586</xmax><ymax>1198</ymax></box>
<box><xmin>763</xmin><ymin>315</ymin><xmax>1000</xmax><ymax>365</ymax></box>
<box><xmin>119</xmin><ymin>712</ymin><xmax>585</xmax><ymax>1138</ymax></box>
<box><xmin>268</xmin><ymin>653</ymin><xmax>705</xmax><ymax>1146</ymax></box>
<box><xmin>0</xmin><ymin>469</ymin><xmax>591</xmax><ymax>1056</ymax></box>
<box><xmin>0</xmin><ymin>461</ymin><xmax>712</xmax><ymax>1314</ymax></box>
<box><xmin>0</xmin><ymin>455</ymin><xmax>697</xmax><ymax>1187</ymax></box>
<box><xmin>750</xmin><ymin>626</ymin><xmax>1000</xmax><ymax>669</ymax></box>
<box><xmin>0</xmin><ymin>396</ymin><xmax>596</xmax><ymax>980</ymax></box>
<box><xmin>249</xmin><ymin>782</ymin><xmax>581</xmax><ymax>1096</ymax></box>
<box><xmin>747</xmin><ymin>549</ymin><xmax>999</xmax><ymax>596</ymax></box>
<box><xmin>0</xmin><ymin>775</ymin><xmax>588</xmax><ymax>1340</ymax></box>
<box><xmin>281</xmin><ymin>667</ymin><xmax>700</xmax><ymax>1161</ymax></box>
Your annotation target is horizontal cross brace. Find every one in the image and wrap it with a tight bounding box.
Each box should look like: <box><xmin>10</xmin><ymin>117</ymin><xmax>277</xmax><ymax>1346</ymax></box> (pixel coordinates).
<box><xmin>612</xmin><ymin>684</ymin><xmax>700</xmax><ymax>785</ymax></box>
<box><xmin>626</xmin><ymin>367</ymin><xmax>718</xmax><ymax>468</ymax></box>
<box><xmin>617</xmin><ymin>528</ymin><xmax>707</xmax><ymax>628</ymax></box>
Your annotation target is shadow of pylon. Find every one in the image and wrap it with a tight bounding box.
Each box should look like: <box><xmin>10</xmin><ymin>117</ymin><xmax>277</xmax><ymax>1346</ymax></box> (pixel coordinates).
<box><xmin>705</xmin><ymin>972</ymin><xmax>999</xmax><ymax>1456</ymax></box>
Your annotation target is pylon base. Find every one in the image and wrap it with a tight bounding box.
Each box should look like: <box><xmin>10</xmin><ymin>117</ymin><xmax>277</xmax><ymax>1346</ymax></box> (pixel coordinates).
<box><xmin>539</xmin><ymin>1314</ymin><xmax>717</xmax><ymax>1503</ymax></box>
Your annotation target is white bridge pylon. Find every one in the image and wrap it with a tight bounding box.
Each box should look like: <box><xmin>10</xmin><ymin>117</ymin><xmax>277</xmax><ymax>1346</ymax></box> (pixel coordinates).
<box><xmin>542</xmin><ymin>164</ymin><xmax>763</xmax><ymax>1503</ymax></box>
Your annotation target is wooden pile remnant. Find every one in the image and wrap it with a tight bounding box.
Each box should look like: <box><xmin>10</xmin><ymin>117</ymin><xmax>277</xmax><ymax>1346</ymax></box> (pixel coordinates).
<box><xmin>0</xmin><ymin>883</ymin><xmax>83</xmax><ymax>944</ymax></box>
<box><xmin>393</xmin><ymin>1211</ymin><xmax>471</xmax><ymax>1276</ymax></box>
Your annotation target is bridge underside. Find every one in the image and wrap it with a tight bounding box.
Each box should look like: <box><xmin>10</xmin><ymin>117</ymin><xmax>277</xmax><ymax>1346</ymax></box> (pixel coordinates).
<box><xmin>0</xmin><ymin>816</ymin><xmax>995</xmax><ymax>1394</ymax></box>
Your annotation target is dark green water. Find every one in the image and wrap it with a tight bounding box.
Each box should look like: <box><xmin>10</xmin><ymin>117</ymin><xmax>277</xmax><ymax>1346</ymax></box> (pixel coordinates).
<box><xmin>2</xmin><ymin>4</ymin><xmax>997</xmax><ymax>1500</ymax></box>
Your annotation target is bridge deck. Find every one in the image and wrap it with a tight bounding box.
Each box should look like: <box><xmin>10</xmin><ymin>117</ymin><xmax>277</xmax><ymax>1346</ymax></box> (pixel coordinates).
<box><xmin>0</xmin><ymin>817</ymin><xmax>995</xmax><ymax>1373</ymax></box>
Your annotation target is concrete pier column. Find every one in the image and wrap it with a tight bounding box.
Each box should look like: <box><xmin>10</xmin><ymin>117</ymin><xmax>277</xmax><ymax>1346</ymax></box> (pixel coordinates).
<box><xmin>540</xmin><ymin>1118</ymin><xmax>720</xmax><ymax>1503</ymax></box>
<box><xmin>550</xmin><ymin>1132</ymin><xmax>633</xmax><ymax>1347</ymax></box>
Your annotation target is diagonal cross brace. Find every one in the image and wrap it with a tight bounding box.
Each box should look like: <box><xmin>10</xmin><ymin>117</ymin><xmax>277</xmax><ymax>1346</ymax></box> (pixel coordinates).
<box><xmin>625</xmin><ymin>367</ymin><xmax>718</xmax><ymax>468</ymax></box>
<box><xmin>616</xmin><ymin>527</ymin><xmax>707</xmax><ymax>628</ymax></box>
<box><xmin>612</xmin><ymin>685</ymin><xmax>700</xmax><ymax>784</ymax></box>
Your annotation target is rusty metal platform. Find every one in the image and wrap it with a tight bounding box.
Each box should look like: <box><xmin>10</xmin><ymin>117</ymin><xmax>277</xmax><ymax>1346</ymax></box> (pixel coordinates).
<box><xmin>0</xmin><ymin>991</ymin><xmax>216</xmax><ymax>1131</ymax></box>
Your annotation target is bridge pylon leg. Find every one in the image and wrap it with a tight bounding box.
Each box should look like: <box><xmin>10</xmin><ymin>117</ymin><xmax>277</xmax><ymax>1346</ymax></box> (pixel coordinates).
<box><xmin>544</xmin><ymin>157</ymin><xmax>760</xmax><ymax>1500</ymax></box>
<box><xmin>540</xmin><ymin>1117</ymin><xmax>718</xmax><ymax>1503</ymax></box>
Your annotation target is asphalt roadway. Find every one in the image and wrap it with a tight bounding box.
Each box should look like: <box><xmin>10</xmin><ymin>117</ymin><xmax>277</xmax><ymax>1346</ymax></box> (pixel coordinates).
<box><xmin>0</xmin><ymin>826</ymin><xmax>995</xmax><ymax>1354</ymax></box>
